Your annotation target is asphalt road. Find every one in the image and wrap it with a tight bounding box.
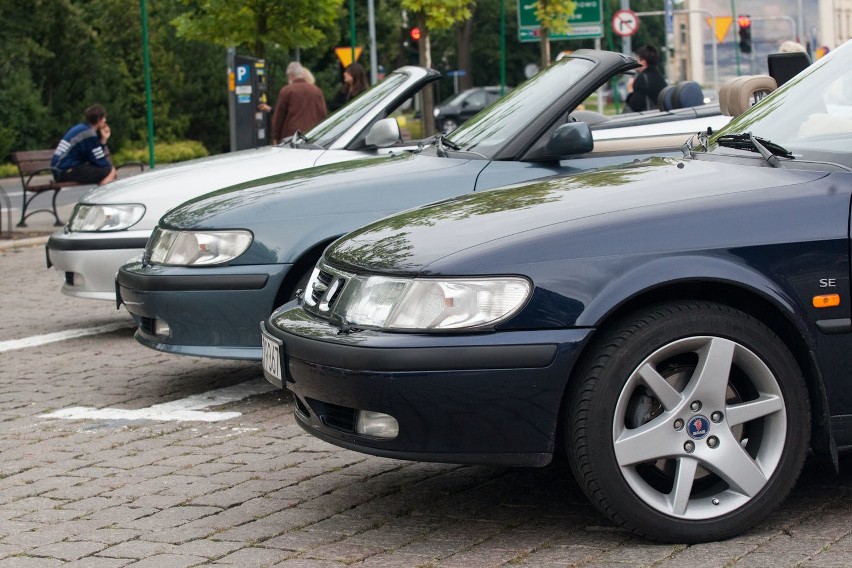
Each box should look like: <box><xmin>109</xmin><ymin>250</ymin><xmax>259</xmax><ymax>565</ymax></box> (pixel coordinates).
<box><xmin>1</xmin><ymin>242</ymin><xmax>851</xmax><ymax>567</ymax></box>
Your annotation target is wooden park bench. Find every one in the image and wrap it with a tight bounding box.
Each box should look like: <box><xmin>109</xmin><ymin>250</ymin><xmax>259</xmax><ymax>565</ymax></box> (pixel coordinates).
<box><xmin>11</xmin><ymin>149</ymin><xmax>144</xmax><ymax>227</ymax></box>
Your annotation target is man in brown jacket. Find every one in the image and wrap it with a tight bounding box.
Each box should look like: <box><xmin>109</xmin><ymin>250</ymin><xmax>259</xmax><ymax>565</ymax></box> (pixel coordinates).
<box><xmin>271</xmin><ymin>62</ymin><xmax>328</xmax><ymax>144</ymax></box>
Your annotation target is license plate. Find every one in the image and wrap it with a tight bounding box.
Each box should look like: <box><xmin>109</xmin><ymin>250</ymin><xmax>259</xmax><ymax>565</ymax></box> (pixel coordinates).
<box><xmin>261</xmin><ymin>326</ymin><xmax>284</xmax><ymax>388</ymax></box>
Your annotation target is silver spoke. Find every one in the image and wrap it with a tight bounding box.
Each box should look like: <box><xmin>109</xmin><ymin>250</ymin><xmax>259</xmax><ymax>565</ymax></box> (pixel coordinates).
<box><xmin>692</xmin><ymin>338</ymin><xmax>736</xmax><ymax>402</ymax></box>
<box><xmin>709</xmin><ymin>438</ymin><xmax>768</xmax><ymax>496</ymax></box>
<box><xmin>614</xmin><ymin>419</ymin><xmax>674</xmax><ymax>467</ymax></box>
<box><xmin>669</xmin><ymin>457</ymin><xmax>699</xmax><ymax>516</ymax></box>
<box><xmin>726</xmin><ymin>395</ymin><xmax>784</xmax><ymax>427</ymax></box>
<box><xmin>638</xmin><ymin>362</ymin><xmax>683</xmax><ymax>411</ymax></box>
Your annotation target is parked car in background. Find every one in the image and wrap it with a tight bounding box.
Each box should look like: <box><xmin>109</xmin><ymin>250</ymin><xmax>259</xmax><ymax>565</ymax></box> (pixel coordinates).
<box><xmin>261</xmin><ymin>40</ymin><xmax>852</xmax><ymax>543</ymax></box>
<box><xmin>433</xmin><ymin>86</ymin><xmax>511</xmax><ymax>132</ymax></box>
<box><xmin>118</xmin><ymin>49</ymin><xmax>731</xmax><ymax>361</ymax></box>
<box><xmin>46</xmin><ymin>66</ymin><xmax>440</xmax><ymax>301</ymax></box>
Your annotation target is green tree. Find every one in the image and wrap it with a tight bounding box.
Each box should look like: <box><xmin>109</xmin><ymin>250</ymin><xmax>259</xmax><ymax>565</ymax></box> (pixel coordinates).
<box><xmin>401</xmin><ymin>0</ymin><xmax>473</xmax><ymax>136</ymax></box>
<box><xmin>172</xmin><ymin>0</ymin><xmax>343</xmax><ymax>60</ymax></box>
<box><xmin>535</xmin><ymin>0</ymin><xmax>576</xmax><ymax>67</ymax></box>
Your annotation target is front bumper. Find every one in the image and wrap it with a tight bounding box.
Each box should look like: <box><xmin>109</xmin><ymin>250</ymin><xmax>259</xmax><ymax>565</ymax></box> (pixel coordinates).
<box><xmin>117</xmin><ymin>261</ymin><xmax>291</xmax><ymax>360</ymax></box>
<box><xmin>262</xmin><ymin>304</ymin><xmax>593</xmax><ymax>467</ymax></box>
<box><xmin>47</xmin><ymin>230</ymin><xmax>150</xmax><ymax>301</ymax></box>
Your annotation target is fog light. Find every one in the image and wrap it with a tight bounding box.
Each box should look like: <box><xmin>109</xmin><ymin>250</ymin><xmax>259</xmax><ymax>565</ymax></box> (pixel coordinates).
<box><xmin>356</xmin><ymin>410</ymin><xmax>399</xmax><ymax>438</ymax></box>
<box><xmin>154</xmin><ymin>319</ymin><xmax>170</xmax><ymax>336</ymax></box>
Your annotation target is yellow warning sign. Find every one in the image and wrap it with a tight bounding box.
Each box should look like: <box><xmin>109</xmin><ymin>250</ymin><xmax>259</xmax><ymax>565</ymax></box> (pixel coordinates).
<box><xmin>334</xmin><ymin>46</ymin><xmax>363</xmax><ymax>67</ymax></box>
<box><xmin>708</xmin><ymin>16</ymin><xmax>733</xmax><ymax>44</ymax></box>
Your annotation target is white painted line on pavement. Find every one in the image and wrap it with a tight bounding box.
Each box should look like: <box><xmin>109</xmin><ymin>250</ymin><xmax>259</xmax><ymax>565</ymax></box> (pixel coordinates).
<box><xmin>0</xmin><ymin>322</ymin><xmax>135</xmax><ymax>353</ymax></box>
<box><xmin>41</xmin><ymin>377</ymin><xmax>276</xmax><ymax>423</ymax></box>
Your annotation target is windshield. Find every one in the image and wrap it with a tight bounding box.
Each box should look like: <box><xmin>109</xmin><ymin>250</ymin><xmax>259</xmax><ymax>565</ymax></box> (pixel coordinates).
<box><xmin>447</xmin><ymin>57</ymin><xmax>596</xmax><ymax>158</ymax></box>
<box><xmin>304</xmin><ymin>71</ymin><xmax>409</xmax><ymax>148</ymax></box>
<box><xmin>710</xmin><ymin>41</ymin><xmax>852</xmax><ymax>167</ymax></box>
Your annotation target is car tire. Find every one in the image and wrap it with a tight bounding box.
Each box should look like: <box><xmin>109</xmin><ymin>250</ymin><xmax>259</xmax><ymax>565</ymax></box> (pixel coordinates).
<box><xmin>566</xmin><ymin>301</ymin><xmax>810</xmax><ymax>543</ymax></box>
<box><xmin>440</xmin><ymin>118</ymin><xmax>459</xmax><ymax>133</ymax></box>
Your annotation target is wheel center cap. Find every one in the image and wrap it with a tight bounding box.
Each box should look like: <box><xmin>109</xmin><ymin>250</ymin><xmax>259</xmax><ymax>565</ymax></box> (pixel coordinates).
<box><xmin>687</xmin><ymin>415</ymin><xmax>710</xmax><ymax>439</ymax></box>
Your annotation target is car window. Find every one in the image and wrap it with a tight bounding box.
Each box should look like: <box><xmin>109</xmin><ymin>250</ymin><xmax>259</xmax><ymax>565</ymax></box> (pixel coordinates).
<box><xmin>447</xmin><ymin>57</ymin><xmax>596</xmax><ymax>157</ymax></box>
<box><xmin>711</xmin><ymin>42</ymin><xmax>852</xmax><ymax>166</ymax></box>
<box><xmin>463</xmin><ymin>91</ymin><xmax>487</xmax><ymax>108</ymax></box>
<box><xmin>306</xmin><ymin>71</ymin><xmax>409</xmax><ymax>147</ymax></box>
<box><xmin>387</xmin><ymin>89</ymin><xmax>425</xmax><ymax>143</ymax></box>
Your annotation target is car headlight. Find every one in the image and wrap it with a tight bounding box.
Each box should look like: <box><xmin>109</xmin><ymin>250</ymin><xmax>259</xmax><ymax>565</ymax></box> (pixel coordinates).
<box><xmin>147</xmin><ymin>227</ymin><xmax>253</xmax><ymax>266</ymax></box>
<box><xmin>332</xmin><ymin>275</ymin><xmax>531</xmax><ymax>331</ymax></box>
<box><xmin>433</xmin><ymin>108</ymin><xmax>441</xmax><ymax>117</ymax></box>
<box><xmin>68</xmin><ymin>204</ymin><xmax>145</xmax><ymax>232</ymax></box>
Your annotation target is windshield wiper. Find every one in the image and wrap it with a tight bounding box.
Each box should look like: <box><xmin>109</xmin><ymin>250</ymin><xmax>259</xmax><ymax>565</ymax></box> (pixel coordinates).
<box><xmin>289</xmin><ymin>130</ymin><xmax>322</xmax><ymax>149</ymax></box>
<box><xmin>715</xmin><ymin>132</ymin><xmax>793</xmax><ymax>167</ymax></box>
<box><xmin>434</xmin><ymin>133</ymin><xmax>460</xmax><ymax>157</ymax></box>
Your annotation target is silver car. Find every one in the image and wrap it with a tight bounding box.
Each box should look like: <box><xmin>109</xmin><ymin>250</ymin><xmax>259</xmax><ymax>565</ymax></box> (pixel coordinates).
<box><xmin>46</xmin><ymin>66</ymin><xmax>440</xmax><ymax>300</ymax></box>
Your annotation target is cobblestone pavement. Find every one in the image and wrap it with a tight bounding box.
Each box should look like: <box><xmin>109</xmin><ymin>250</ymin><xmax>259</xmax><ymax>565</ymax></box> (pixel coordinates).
<box><xmin>1</xmin><ymin>243</ymin><xmax>851</xmax><ymax>568</ymax></box>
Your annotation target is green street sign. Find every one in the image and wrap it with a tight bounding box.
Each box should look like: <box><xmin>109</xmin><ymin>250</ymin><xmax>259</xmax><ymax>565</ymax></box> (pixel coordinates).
<box><xmin>517</xmin><ymin>0</ymin><xmax>604</xmax><ymax>42</ymax></box>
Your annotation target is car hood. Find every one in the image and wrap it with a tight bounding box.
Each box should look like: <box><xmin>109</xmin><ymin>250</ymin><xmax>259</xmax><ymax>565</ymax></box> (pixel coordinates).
<box><xmin>83</xmin><ymin>146</ymin><xmax>304</xmax><ymax>205</ymax></box>
<box><xmin>161</xmin><ymin>152</ymin><xmax>477</xmax><ymax>230</ymax></box>
<box><xmin>327</xmin><ymin>156</ymin><xmax>830</xmax><ymax>274</ymax></box>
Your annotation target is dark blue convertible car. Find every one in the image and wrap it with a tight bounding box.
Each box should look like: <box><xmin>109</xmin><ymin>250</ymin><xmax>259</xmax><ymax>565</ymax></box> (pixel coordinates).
<box><xmin>118</xmin><ymin>49</ymin><xmax>728</xmax><ymax>360</ymax></box>
<box><xmin>261</xmin><ymin>41</ymin><xmax>852</xmax><ymax>542</ymax></box>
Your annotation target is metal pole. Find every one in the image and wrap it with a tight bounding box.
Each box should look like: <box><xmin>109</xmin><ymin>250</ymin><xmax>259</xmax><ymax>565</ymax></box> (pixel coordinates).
<box><xmin>595</xmin><ymin>38</ymin><xmax>604</xmax><ymax>113</ymax></box>
<box><xmin>711</xmin><ymin>16</ymin><xmax>718</xmax><ymax>91</ymax></box>
<box><xmin>731</xmin><ymin>0</ymin><xmax>740</xmax><ymax>76</ymax></box>
<box><xmin>349</xmin><ymin>0</ymin><xmax>356</xmax><ymax>65</ymax></box>
<box><xmin>620</xmin><ymin>0</ymin><xmax>632</xmax><ymax>55</ymax></box>
<box><xmin>227</xmin><ymin>47</ymin><xmax>236</xmax><ymax>153</ymax></box>
<box><xmin>500</xmin><ymin>0</ymin><xmax>506</xmax><ymax>96</ymax></box>
<box><xmin>797</xmin><ymin>0</ymin><xmax>804</xmax><ymax>43</ymax></box>
<box><xmin>367</xmin><ymin>0</ymin><xmax>377</xmax><ymax>83</ymax></box>
<box><xmin>140</xmin><ymin>0</ymin><xmax>155</xmax><ymax>168</ymax></box>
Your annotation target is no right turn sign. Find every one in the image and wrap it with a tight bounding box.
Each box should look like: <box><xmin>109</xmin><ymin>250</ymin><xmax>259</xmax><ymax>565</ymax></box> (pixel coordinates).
<box><xmin>612</xmin><ymin>9</ymin><xmax>640</xmax><ymax>38</ymax></box>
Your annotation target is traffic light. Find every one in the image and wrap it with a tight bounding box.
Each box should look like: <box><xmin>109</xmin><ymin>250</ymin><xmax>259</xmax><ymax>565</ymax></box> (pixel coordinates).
<box><xmin>738</xmin><ymin>16</ymin><xmax>752</xmax><ymax>54</ymax></box>
<box><xmin>403</xmin><ymin>26</ymin><xmax>420</xmax><ymax>65</ymax></box>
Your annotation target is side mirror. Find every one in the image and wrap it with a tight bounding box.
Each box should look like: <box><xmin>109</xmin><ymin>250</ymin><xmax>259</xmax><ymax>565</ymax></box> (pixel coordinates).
<box><xmin>544</xmin><ymin>122</ymin><xmax>594</xmax><ymax>157</ymax></box>
<box><xmin>365</xmin><ymin>118</ymin><xmax>401</xmax><ymax>148</ymax></box>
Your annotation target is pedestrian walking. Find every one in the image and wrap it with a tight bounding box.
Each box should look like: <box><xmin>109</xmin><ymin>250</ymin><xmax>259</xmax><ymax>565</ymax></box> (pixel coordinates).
<box><xmin>270</xmin><ymin>62</ymin><xmax>327</xmax><ymax>144</ymax></box>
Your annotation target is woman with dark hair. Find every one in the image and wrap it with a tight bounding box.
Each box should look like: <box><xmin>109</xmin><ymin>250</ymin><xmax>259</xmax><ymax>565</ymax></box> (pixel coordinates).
<box><xmin>329</xmin><ymin>63</ymin><xmax>369</xmax><ymax>111</ymax></box>
<box><xmin>625</xmin><ymin>45</ymin><xmax>667</xmax><ymax>112</ymax></box>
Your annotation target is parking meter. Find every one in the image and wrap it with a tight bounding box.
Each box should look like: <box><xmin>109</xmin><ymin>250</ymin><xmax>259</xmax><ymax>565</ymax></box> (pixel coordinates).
<box><xmin>228</xmin><ymin>51</ymin><xmax>269</xmax><ymax>151</ymax></box>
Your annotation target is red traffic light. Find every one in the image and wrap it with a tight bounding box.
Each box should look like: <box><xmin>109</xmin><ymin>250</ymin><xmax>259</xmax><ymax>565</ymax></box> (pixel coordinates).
<box><xmin>738</xmin><ymin>15</ymin><xmax>751</xmax><ymax>29</ymax></box>
<box><xmin>410</xmin><ymin>27</ymin><xmax>421</xmax><ymax>41</ymax></box>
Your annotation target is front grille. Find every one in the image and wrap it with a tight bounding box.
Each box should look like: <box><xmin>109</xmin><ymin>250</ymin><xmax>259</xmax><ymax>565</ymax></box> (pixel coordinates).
<box><xmin>309</xmin><ymin>269</ymin><xmax>334</xmax><ymax>305</ymax></box>
<box><xmin>305</xmin><ymin>261</ymin><xmax>351</xmax><ymax>319</ymax></box>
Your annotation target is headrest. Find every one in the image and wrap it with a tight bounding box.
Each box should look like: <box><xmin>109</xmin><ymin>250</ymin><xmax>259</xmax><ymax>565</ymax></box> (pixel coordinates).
<box><xmin>657</xmin><ymin>81</ymin><xmax>705</xmax><ymax>111</ymax></box>
<box><xmin>725</xmin><ymin>75</ymin><xmax>778</xmax><ymax>117</ymax></box>
<box><xmin>657</xmin><ymin>85</ymin><xmax>677</xmax><ymax>111</ymax></box>
<box><xmin>768</xmin><ymin>51</ymin><xmax>811</xmax><ymax>86</ymax></box>
<box><xmin>673</xmin><ymin>81</ymin><xmax>704</xmax><ymax>108</ymax></box>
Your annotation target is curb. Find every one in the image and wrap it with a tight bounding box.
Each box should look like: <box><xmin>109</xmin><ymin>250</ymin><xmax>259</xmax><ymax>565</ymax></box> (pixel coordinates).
<box><xmin>0</xmin><ymin>235</ymin><xmax>50</xmax><ymax>252</ymax></box>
